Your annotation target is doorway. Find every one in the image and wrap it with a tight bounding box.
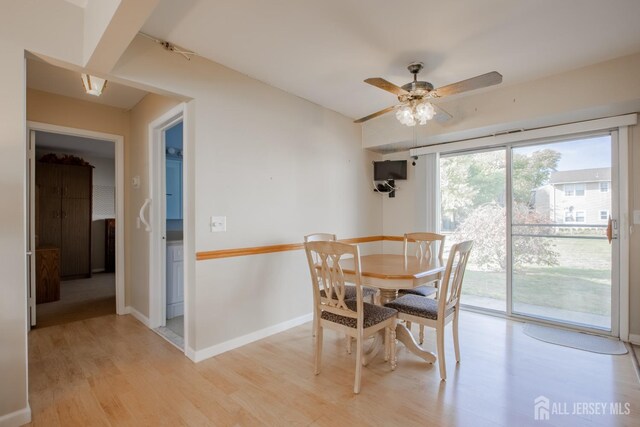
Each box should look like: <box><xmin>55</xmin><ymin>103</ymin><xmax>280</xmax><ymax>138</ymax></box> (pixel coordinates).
<box><xmin>26</xmin><ymin>123</ymin><xmax>125</xmax><ymax>328</ymax></box>
<box><xmin>147</xmin><ymin>105</ymin><xmax>187</xmax><ymax>350</ymax></box>
<box><xmin>439</xmin><ymin>133</ymin><xmax>619</xmax><ymax>334</ymax></box>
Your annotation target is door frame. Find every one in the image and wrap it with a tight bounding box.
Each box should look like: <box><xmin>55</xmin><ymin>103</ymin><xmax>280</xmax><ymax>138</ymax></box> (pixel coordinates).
<box><xmin>26</xmin><ymin>121</ymin><xmax>126</xmax><ymax>318</ymax></box>
<box><xmin>147</xmin><ymin>104</ymin><xmax>189</xmax><ymax>353</ymax></box>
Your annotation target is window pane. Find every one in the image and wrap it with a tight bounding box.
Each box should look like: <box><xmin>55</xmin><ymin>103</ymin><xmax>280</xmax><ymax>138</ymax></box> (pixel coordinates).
<box><xmin>564</xmin><ymin>184</ymin><xmax>574</xmax><ymax>196</ymax></box>
<box><xmin>440</xmin><ymin>149</ymin><xmax>506</xmax><ymax>312</ymax></box>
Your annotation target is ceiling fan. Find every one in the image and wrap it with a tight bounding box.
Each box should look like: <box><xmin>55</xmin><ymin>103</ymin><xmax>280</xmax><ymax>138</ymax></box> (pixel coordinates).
<box><xmin>355</xmin><ymin>62</ymin><xmax>502</xmax><ymax>126</ymax></box>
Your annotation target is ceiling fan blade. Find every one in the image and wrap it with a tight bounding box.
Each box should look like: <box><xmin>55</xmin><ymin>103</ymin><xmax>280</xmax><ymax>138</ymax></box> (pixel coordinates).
<box><xmin>354</xmin><ymin>105</ymin><xmax>396</xmax><ymax>123</ymax></box>
<box><xmin>432</xmin><ymin>71</ymin><xmax>502</xmax><ymax>98</ymax></box>
<box><xmin>364</xmin><ymin>78</ymin><xmax>409</xmax><ymax>96</ymax></box>
<box><xmin>432</xmin><ymin>103</ymin><xmax>452</xmax><ymax>123</ymax></box>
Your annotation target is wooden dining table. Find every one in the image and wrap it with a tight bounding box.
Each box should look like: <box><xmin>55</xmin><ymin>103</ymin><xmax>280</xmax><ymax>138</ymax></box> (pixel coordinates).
<box><xmin>339</xmin><ymin>254</ymin><xmax>445</xmax><ymax>364</ymax></box>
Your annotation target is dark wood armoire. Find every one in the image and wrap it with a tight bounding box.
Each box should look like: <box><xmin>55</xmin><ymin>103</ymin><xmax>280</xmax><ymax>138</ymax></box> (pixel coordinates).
<box><xmin>36</xmin><ymin>161</ymin><xmax>92</xmax><ymax>279</ymax></box>
<box><xmin>105</xmin><ymin>218</ymin><xmax>116</xmax><ymax>272</ymax></box>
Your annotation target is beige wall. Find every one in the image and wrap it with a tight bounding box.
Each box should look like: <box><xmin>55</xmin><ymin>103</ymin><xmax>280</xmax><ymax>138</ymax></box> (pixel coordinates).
<box><xmin>127</xmin><ymin>93</ymin><xmax>181</xmax><ymax>317</ymax></box>
<box><xmin>27</xmin><ymin>89</ymin><xmax>130</xmax><ymax>137</ymax></box>
<box><xmin>0</xmin><ymin>1</ymin><xmax>87</xmax><ymax>420</ymax></box>
<box><xmin>112</xmin><ymin>35</ymin><xmax>382</xmax><ymax>352</ymax></box>
<box><xmin>0</xmin><ymin>39</ymin><xmax>29</xmax><ymax>424</ymax></box>
<box><xmin>373</xmin><ymin>55</ymin><xmax>640</xmax><ymax>337</ymax></box>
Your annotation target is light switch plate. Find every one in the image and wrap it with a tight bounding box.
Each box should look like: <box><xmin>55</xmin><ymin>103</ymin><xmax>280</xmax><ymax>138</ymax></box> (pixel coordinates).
<box><xmin>210</xmin><ymin>216</ymin><xmax>226</xmax><ymax>232</ymax></box>
<box><xmin>633</xmin><ymin>210</ymin><xmax>640</xmax><ymax>225</ymax></box>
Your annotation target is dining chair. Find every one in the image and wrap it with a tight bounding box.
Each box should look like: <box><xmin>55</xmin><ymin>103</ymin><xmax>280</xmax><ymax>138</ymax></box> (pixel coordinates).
<box><xmin>385</xmin><ymin>240</ymin><xmax>473</xmax><ymax>381</ymax></box>
<box><xmin>304</xmin><ymin>233</ymin><xmax>377</xmax><ymax>341</ymax></box>
<box><xmin>304</xmin><ymin>240</ymin><xmax>398</xmax><ymax>394</ymax></box>
<box><xmin>400</xmin><ymin>232</ymin><xmax>446</xmax><ymax>343</ymax></box>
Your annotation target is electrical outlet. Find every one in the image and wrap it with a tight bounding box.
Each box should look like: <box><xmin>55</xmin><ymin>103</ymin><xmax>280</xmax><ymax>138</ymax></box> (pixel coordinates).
<box><xmin>634</xmin><ymin>210</ymin><xmax>640</xmax><ymax>225</ymax></box>
<box><xmin>210</xmin><ymin>216</ymin><xmax>226</xmax><ymax>232</ymax></box>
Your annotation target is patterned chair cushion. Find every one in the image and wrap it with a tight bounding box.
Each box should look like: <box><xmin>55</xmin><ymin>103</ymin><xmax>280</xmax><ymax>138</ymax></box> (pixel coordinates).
<box><xmin>320</xmin><ymin>285</ymin><xmax>376</xmax><ymax>300</ymax></box>
<box><xmin>398</xmin><ymin>285</ymin><xmax>437</xmax><ymax>297</ymax></box>
<box><xmin>385</xmin><ymin>294</ymin><xmax>454</xmax><ymax>321</ymax></box>
<box><xmin>321</xmin><ymin>300</ymin><xmax>397</xmax><ymax>329</ymax></box>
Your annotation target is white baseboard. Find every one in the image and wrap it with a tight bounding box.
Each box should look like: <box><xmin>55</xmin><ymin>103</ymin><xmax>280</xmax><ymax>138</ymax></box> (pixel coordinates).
<box><xmin>629</xmin><ymin>334</ymin><xmax>640</xmax><ymax>346</ymax></box>
<box><xmin>192</xmin><ymin>313</ymin><xmax>312</xmax><ymax>363</ymax></box>
<box><xmin>0</xmin><ymin>405</ymin><xmax>31</xmax><ymax>427</ymax></box>
<box><xmin>124</xmin><ymin>306</ymin><xmax>151</xmax><ymax>327</ymax></box>
<box><xmin>185</xmin><ymin>346</ymin><xmax>197</xmax><ymax>362</ymax></box>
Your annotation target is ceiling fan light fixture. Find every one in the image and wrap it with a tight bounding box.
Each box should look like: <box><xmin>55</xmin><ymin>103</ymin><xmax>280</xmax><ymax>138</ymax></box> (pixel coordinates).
<box><xmin>395</xmin><ymin>104</ymin><xmax>416</xmax><ymax>126</ymax></box>
<box><xmin>415</xmin><ymin>101</ymin><xmax>435</xmax><ymax>124</ymax></box>
<box><xmin>81</xmin><ymin>74</ymin><xmax>107</xmax><ymax>96</ymax></box>
<box><xmin>395</xmin><ymin>100</ymin><xmax>435</xmax><ymax>127</ymax></box>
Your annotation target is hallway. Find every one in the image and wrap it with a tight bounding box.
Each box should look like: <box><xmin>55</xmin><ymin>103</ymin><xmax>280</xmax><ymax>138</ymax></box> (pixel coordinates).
<box><xmin>34</xmin><ymin>273</ymin><xmax>115</xmax><ymax>328</ymax></box>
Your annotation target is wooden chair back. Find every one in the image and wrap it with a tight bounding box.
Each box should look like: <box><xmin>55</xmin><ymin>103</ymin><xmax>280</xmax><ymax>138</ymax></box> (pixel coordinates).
<box><xmin>438</xmin><ymin>240</ymin><xmax>473</xmax><ymax>316</ymax></box>
<box><xmin>403</xmin><ymin>232</ymin><xmax>446</xmax><ymax>263</ymax></box>
<box><xmin>304</xmin><ymin>233</ymin><xmax>337</xmax><ymax>243</ymax></box>
<box><xmin>304</xmin><ymin>241</ymin><xmax>364</xmax><ymax>326</ymax></box>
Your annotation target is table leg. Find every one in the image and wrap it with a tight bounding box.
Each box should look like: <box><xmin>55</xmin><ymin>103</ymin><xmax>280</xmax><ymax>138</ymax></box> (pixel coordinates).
<box><xmin>379</xmin><ymin>288</ymin><xmax>398</xmax><ymax>305</ymax></box>
<box><xmin>395</xmin><ymin>323</ymin><xmax>436</xmax><ymax>364</ymax></box>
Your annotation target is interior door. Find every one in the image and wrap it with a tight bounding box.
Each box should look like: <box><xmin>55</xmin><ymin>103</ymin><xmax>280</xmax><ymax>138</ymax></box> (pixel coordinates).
<box><xmin>27</xmin><ymin>131</ymin><xmax>36</xmax><ymax>327</ymax></box>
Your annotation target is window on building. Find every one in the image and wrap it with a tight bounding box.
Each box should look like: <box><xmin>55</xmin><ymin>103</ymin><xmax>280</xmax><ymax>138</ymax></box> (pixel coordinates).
<box><xmin>575</xmin><ymin>211</ymin><xmax>586</xmax><ymax>223</ymax></box>
<box><xmin>564</xmin><ymin>209</ymin><xmax>574</xmax><ymax>222</ymax></box>
<box><xmin>564</xmin><ymin>184</ymin><xmax>574</xmax><ymax>196</ymax></box>
<box><xmin>600</xmin><ymin>181</ymin><xmax>609</xmax><ymax>192</ymax></box>
<box><xmin>600</xmin><ymin>210</ymin><xmax>609</xmax><ymax>220</ymax></box>
<box><xmin>575</xmin><ymin>183</ymin><xmax>585</xmax><ymax>196</ymax></box>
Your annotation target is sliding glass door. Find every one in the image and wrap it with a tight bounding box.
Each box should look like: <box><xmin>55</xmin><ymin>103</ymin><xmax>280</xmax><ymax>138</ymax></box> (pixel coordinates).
<box><xmin>511</xmin><ymin>136</ymin><xmax>614</xmax><ymax>331</ymax></box>
<box><xmin>439</xmin><ymin>134</ymin><xmax>617</xmax><ymax>333</ymax></box>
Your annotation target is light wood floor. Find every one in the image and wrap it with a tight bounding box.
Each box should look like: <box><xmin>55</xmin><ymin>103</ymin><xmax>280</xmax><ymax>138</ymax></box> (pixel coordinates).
<box><xmin>27</xmin><ymin>312</ymin><xmax>640</xmax><ymax>426</ymax></box>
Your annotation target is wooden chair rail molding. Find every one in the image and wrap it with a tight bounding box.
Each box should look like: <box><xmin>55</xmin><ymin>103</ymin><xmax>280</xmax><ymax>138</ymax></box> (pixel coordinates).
<box><xmin>196</xmin><ymin>235</ymin><xmax>404</xmax><ymax>261</ymax></box>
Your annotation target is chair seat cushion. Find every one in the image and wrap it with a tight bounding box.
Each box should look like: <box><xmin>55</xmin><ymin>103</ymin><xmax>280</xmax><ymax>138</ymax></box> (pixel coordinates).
<box><xmin>320</xmin><ymin>285</ymin><xmax>376</xmax><ymax>300</ymax></box>
<box><xmin>321</xmin><ymin>301</ymin><xmax>397</xmax><ymax>329</ymax></box>
<box><xmin>398</xmin><ymin>285</ymin><xmax>437</xmax><ymax>297</ymax></box>
<box><xmin>385</xmin><ymin>294</ymin><xmax>454</xmax><ymax>321</ymax></box>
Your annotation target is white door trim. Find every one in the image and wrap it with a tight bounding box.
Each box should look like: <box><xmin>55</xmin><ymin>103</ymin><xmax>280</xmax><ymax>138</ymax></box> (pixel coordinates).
<box><xmin>147</xmin><ymin>103</ymin><xmax>191</xmax><ymax>357</ymax></box>
<box><xmin>26</xmin><ymin>121</ymin><xmax>126</xmax><ymax>316</ymax></box>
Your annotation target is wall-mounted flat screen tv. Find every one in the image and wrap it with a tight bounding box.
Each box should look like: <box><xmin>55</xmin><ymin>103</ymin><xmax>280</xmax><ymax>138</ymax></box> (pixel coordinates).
<box><xmin>374</xmin><ymin>160</ymin><xmax>407</xmax><ymax>180</ymax></box>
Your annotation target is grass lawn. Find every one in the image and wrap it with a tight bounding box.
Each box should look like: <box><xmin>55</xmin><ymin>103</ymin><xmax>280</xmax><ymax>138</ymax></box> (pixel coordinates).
<box><xmin>461</xmin><ymin>238</ymin><xmax>611</xmax><ymax>316</ymax></box>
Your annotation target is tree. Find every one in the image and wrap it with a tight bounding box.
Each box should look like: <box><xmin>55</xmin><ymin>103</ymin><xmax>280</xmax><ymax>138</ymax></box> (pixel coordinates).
<box><xmin>441</xmin><ymin>148</ymin><xmax>560</xmax><ymax>225</ymax></box>
<box><xmin>443</xmin><ymin>148</ymin><xmax>562</xmax><ymax>271</ymax></box>
<box><xmin>452</xmin><ymin>203</ymin><xmax>559</xmax><ymax>270</ymax></box>
<box><xmin>511</xmin><ymin>149</ymin><xmax>561</xmax><ymax>204</ymax></box>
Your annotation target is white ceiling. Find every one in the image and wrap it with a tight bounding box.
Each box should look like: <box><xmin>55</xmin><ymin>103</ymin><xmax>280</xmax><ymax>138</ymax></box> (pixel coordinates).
<box><xmin>36</xmin><ymin>131</ymin><xmax>115</xmax><ymax>159</ymax></box>
<box><xmin>142</xmin><ymin>0</ymin><xmax>640</xmax><ymax>121</ymax></box>
<box><xmin>27</xmin><ymin>58</ymin><xmax>148</xmax><ymax>110</ymax></box>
